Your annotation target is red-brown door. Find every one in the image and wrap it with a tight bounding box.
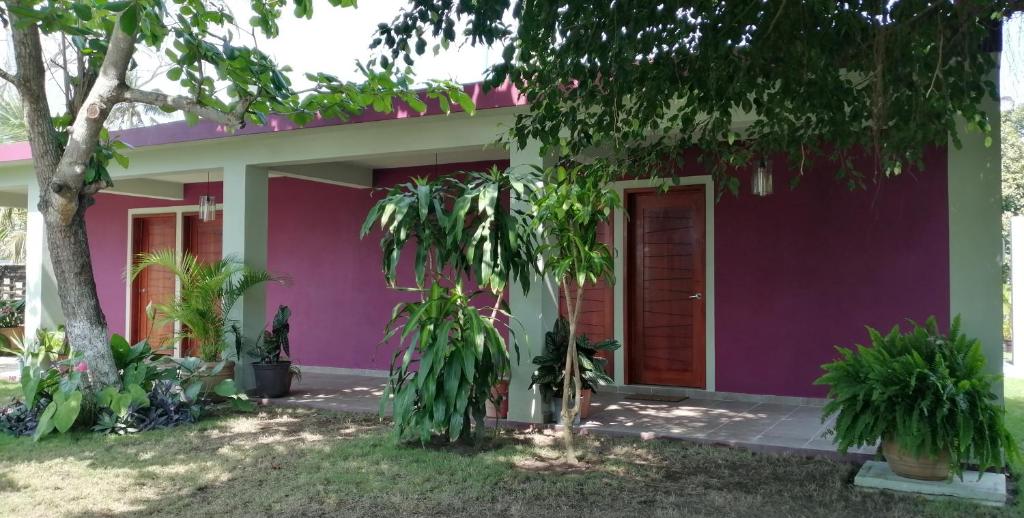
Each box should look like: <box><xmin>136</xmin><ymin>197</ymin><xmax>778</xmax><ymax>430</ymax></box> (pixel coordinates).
<box><xmin>183</xmin><ymin>213</ymin><xmax>222</xmax><ymax>264</ymax></box>
<box><xmin>558</xmin><ymin>221</ymin><xmax>615</xmax><ymax>375</ymax></box>
<box><xmin>179</xmin><ymin>212</ymin><xmax>223</xmax><ymax>357</ymax></box>
<box><xmin>626</xmin><ymin>186</ymin><xmax>706</xmax><ymax>388</ymax></box>
<box><xmin>130</xmin><ymin>214</ymin><xmax>177</xmax><ymax>353</ymax></box>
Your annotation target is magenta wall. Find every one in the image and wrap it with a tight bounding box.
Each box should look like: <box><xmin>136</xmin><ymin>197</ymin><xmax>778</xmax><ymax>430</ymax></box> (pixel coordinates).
<box><xmin>85</xmin><ymin>151</ymin><xmax>949</xmax><ymax>398</ymax></box>
<box><xmin>86</xmin><ymin>160</ymin><xmax>508</xmax><ymax>372</ymax></box>
<box><xmin>87</xmin><ymin>182</ymin><xmax>224</xmax><ymax>337</ymax></box>
<box><xmin>712</xmin><ymin>149</ymin><xmax>949</xmax><ymax>397</ymax></box>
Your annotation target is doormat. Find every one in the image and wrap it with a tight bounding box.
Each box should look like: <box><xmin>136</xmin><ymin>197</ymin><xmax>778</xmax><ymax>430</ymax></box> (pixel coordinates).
<box><xmin>625</xmin><ymin>394</ymin><xmax>689</xmax><ymax>403</ymax></box>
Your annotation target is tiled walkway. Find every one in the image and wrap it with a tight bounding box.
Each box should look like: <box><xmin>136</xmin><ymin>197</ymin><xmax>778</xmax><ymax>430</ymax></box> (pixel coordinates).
<box><xmin>274</xmin><ymin>371</ymin><xmax>876</xmax><ymax>457</ymax></box>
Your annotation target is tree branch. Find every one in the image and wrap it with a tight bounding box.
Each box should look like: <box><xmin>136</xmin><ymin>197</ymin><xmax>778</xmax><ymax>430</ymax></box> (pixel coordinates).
<box><xmin>120</xmin><ymin>88</ymin><xmax>251</xmax><ymax>129</ymax></box>
<box><xmin>0</xmin><ymin>68</ymin><xmax>16</xmax><ymax>86</ymax></box>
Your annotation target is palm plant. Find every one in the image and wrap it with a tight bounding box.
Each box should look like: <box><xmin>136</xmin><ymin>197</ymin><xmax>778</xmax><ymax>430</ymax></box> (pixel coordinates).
<box><xmin>129</xmin><ymin>250</ymin><xmax>279</xmax><ymax>362</ymax></box>
<box><xmin>0</xmin><ymin>208</ymin><xmax>27</xmax><ymax>264</ymax></box>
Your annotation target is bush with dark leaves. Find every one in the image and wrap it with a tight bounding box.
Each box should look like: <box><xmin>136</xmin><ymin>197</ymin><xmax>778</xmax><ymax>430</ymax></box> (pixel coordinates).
<box><xmin>93</xmin><ymin>380</ymin><xmax>200</xmax><ymax>435</ymax></box>
<box><xmin>0</xmin><ymin>395</ymin><xmax>50</xmax><ymax>437</ymax></box>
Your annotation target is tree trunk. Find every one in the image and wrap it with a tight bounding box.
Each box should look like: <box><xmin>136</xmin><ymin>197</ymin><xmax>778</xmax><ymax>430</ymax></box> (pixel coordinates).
<box><xmin>7</xmin><ymin>11</ymin><xmax>135</xmax><ymax>392</ymax></box>
<box><xmin>42</xmin><ymin>195</ymin><xmax>119</xmax><ymax>390</ymax></box>
<box><xmin>560</xmin><ymin>281</ymin><xmax>585</xmax><ymax>464</ymax></box>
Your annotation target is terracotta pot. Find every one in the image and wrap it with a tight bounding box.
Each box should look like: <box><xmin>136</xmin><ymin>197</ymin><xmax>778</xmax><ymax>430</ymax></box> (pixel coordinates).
<box><xmin>882</xmin><ymin>439</ymin><xmax>950</xmax><ymax>481</ymax></box>
<box><xmin>486</xmin><ymin>380</ymin><xmax>510</xmax><ymax>419</ymax></box>
<box><xmin>199</xmin><ymin>362</ymin><xmax>235</xmax><ymax>402</ymax></box>
<box><xmin>0</xmin><ymin>326</ymin><xmax>23</xmax><ymax>349</ymax></box>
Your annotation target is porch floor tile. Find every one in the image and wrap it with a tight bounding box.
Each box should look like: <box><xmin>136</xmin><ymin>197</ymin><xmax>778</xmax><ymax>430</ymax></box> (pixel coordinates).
<box><xmin>268</xmin><ymin>371</ymin><xmax>876</xmax><ymax>457</ymax></box>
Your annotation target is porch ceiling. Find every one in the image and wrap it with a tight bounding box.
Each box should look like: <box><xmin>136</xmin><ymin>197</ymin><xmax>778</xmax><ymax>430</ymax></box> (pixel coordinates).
<box><xmin>125</xmin><ymin>145</ymin><xmax>508</xmax><ymax>188</ymax></box>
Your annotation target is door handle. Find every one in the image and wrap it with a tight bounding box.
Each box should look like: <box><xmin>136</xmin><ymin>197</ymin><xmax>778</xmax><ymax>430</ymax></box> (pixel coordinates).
<box><xmin>689</xmin><ymin>293</ymin><xmax>703</xmax><ymax>300</ymax></box>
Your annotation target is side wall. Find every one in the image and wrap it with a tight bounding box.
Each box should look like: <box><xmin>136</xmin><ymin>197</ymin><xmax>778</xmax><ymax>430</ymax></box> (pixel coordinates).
<box><xmin>86</xmin><ymin>152</ymin><xmax>950</xmax><ymax>398</ymax></box>
<box><xmin>86</xmin><ymin>160</ymin><xmax>507</xmax><ymax>372</ymax></box>
<box><xmin>713</xmin><ymin>148</ymin><xmax>950</xmax><ymax>397</ymax></box>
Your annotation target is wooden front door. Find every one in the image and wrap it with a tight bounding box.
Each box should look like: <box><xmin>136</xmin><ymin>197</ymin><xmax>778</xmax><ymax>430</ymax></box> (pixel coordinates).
<box><xmin>626</xmin><ymin>186</ymin><xmax>706</xmax><ymax>388</ymax></box>
<box><xmin>180</xmin><ymin>213</ymin><xmax>223</xmax><ymax>357</ymax></box>
<box><xmin>130</xmin><ymin>214</ymin><xmax>177</xmax><ymax>353</ymax></box>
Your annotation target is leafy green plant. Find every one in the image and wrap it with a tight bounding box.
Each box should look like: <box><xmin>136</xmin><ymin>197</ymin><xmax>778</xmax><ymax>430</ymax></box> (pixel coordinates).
<box><xmin>17</xmin><ymin>351</ymin><xmax>86</xmax><ymax>441</ymax></box>
<box><xmin>250</xmin><ymin>305</ymin><xmax>291</xmax><ymax>364</ymax></box>
<box><xmin>530</xmin><ymin>317</ymin><xmax>620</xmax><ymax>397</ymax></box>
<box><xmin>93</xmin><ymin>380</ymin><xmax>199</xmax><ymax>435</ymax></box>
<box><xmin>130</xmin><ymin>250</ymin><xmax>280</xmax><ymax>362</ymax></box>
<box><xmin>816</xmin><ymin>316</ymin><xmax>1020</xmax><ymax>478</ymax></box>
<box><xmin>1</xmin><ymin>326</ymin><xmax>68</xmax><ymax>367</ymax></box>
<box><xmin>382</xmin><ymin>282</ymin><xmax>510</xmax><ymax>442</ymax></box>
<box><xmin>363</xmin><ymin>167</ymin><xmax>537</xmax><ymax>443</ymax></box>
<box><xmin>0</xmin><ymin>299</ymin><xmax>24</xmax><ymax>328</ymax></box>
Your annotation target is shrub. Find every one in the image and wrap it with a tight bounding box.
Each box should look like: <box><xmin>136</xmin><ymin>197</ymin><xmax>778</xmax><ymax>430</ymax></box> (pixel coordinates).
<box><xmin>0</xmin><ymin>334</ymin><xmax>253</xmax><ymax>440</ymax></box>
<box><xmin>530</xmin><ymin>317</ymin><xmax>620</xmax><ymax>397</ymax></box>
<box><xmin>815</xmin><ymin>316</ymin><xmax>1019</xmax><ymax>477</ymax></box>
<box><xmin>0</xmin><ymin>299</ymin><xmax>24</xmax><ymax>328</ymax></box>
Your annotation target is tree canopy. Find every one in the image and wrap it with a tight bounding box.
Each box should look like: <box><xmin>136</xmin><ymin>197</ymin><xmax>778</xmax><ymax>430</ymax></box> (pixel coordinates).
<box><xmin>375</xmin><ymin>0</ymin><xmax>1016</xmax><ymax>191</ymax></box>
<box><xmin>0</xmin><ymin>0</ymin><xmax>470</xmax><ymax>389</ymax></box>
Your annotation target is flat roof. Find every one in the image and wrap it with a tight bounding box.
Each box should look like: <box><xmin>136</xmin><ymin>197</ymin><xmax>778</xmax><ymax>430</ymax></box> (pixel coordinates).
<box><xmin>0</xmin><ymin>81</ymin><xmax>524</xmax><ymax>164</ymax></box>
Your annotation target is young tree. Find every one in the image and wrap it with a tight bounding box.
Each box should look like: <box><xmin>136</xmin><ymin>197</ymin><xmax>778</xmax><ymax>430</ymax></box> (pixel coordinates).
<box><xmin>530</xmin><ymin>163</ymin><xmax>619</xmax><ymax>463</ymax></box>
<box><xmin>1</xmin><ymin>1</ymin><xmax>468</xmax><ymax>390</ymax></box>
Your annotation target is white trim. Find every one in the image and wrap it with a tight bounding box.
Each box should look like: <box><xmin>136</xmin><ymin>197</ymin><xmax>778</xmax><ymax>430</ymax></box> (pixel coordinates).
<box><xmin>123</xmin><ymin>204</ymin><xmax>223</xmax><ymax>356</ymax></box>
<box><xmin>611</xmin><ymin>176</ymin><xmax>716</xmax><ymax>392</ymax></box>
<box><xmin>295</xmin><ymin>365</ymin><xmax>389</xmax><ymax>378</ymax></box>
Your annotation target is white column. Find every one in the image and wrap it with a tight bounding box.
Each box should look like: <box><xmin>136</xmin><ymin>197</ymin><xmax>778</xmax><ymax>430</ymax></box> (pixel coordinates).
<box><xmin>948</xmin><ymin>57</ymin><xmax>1003</xmax><ymax>396</ymax></box>
<box><xmin>507</xmin><ymin>141</ymin><xmax>558</xmax><ymax>423</ymax></box>
<box><xmin>222</xmin><ymin>164</ymin><xmax>268</xmax><ymax>388</ymax></box>
<box><xmin>24</xmin><ymin>182</ymin><xmax>63</xmax><ymax>339</ymax></box>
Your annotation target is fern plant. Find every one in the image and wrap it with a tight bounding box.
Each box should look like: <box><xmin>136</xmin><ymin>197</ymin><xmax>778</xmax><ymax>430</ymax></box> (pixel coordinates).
<box><xmin>815</xmin><ymin>316</ymin><xmax>1019</xmax><ymax>477</ymax></box>
<box><xmin>130</xmin><ymin>250</ymin><xmax>280</xmax><ymax>362</ymax></box>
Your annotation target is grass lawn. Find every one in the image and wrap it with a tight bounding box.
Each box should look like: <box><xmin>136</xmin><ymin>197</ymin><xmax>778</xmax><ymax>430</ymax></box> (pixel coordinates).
<box><xmin>1004</xmin><ymin>378</ymin><xmax>1024</xmax><ymax>476</ymax></box>
<box><xmin>0</xmin><ymin>402</ymin><xmax>1010</xmax><ymax>518</ymax></box>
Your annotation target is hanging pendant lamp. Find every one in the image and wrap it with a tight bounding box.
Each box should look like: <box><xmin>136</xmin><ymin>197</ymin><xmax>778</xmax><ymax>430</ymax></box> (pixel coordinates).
<box><xmin>199</xmin><ymin>170</ymin><xmax>216</xmax><ymax>222</ymax></box>
<box><xmin>751</xmin><ymin>157</ymin><xmax>773</xmax><ymax>197</ymax></box>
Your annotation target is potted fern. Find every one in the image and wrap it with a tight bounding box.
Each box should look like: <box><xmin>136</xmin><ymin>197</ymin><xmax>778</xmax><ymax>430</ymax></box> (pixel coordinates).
<box><xmin>249</xmin><ymin>305</ymin><xmax>299</xmax><ymax>398</ymax></box>
<box><xmin>816</xmin><ymin>316</ymin><xmax>1019</xmax><ymax>480</ymax></box>
<box><xmin>130</xmin><ymin>250</ymin><xmax>279</xmax><ymax>396</ymax></box>
<box><xmin>530</xmin><ymin>317</ymin><xmax>620</xmax><ymax>423</ymax></box>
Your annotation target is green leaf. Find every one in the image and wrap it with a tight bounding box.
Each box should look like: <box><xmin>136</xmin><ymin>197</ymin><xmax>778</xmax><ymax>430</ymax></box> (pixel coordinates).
<box><xmin>32</xmin><ymin>402</ymin><xmax>57</xmax><ymax>441</ymax></box>
<box><xmin>119</xmin><ymin>4</ymin><xmax>139</xmax><ymax>34</ymax></box>
<box><xmin>53</xmin><ymin>391</ymin><xmax>82</xmax><ymax>433</ymax></box>
<box><xmin>213</xmin><ymin>378</ymin><xmax>240</xmax><ymax>397</ymax></box>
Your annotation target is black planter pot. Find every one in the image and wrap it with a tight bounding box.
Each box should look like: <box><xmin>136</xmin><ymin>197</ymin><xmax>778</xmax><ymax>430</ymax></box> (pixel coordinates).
<box><xmin>251</xmin><ymin>361</ymin><xmax>292</xmax><ymax>398</ymax></box>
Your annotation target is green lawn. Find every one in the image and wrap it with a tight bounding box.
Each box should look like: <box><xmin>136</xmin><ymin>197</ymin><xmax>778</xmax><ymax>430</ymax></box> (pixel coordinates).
<box><xmin>1004</xmin><ymin>378</ymin><xmax>1024</xmax><ymax>474</ymax></box>
<box><xmin>0</xmin><ymin>377</ymin><xmax>1020</xmax><ymax>516</ymax></box>
<box><xmin>0</xmin><ymin>403</ymin><xmax>1010</xmax><ymax>518</ymax></box>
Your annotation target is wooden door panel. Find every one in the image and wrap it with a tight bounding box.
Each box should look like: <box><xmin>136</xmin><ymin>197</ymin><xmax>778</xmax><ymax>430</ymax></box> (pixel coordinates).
<box><xmin>180</xmin><ymin>213</ymin><xmax>223</xmax><ymax>357</ymax></box>
<box><xmin>131</xmin><ymin>215</ymin><xmax>177</xmax><ymax>353</ymax></box>
<box><xmin>627</xmin><ymin>187</ymin><xmax>706</xmax><ymax>388</ymax></box>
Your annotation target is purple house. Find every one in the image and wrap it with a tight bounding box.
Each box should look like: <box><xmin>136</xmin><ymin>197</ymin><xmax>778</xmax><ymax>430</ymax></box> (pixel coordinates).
<box><xmin>0</xmin><ymin>78</ymin><xmax>1003</xmax><ymax>422</ymax></box>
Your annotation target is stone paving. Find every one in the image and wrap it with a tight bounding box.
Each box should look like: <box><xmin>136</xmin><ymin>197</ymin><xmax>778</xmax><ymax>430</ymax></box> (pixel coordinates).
<box><xmin>271</xmin><ymin>371</ymin><xmax>876</xmax><ymax>457</ymax></box>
